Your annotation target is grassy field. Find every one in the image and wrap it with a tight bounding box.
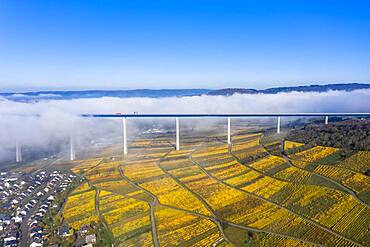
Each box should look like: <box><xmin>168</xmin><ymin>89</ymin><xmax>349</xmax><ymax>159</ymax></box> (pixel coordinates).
<box><xmin>61</xmin><ymin>131</ymin><xmax>370</xmax><ymax>246</ymax></box>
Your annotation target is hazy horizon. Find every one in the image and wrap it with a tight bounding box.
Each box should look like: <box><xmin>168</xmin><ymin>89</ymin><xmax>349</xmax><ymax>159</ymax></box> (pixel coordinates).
<box><xmin>1</xmin><ymin>81</ymin><xmax>370</xmax><ymax>93</ymax></box>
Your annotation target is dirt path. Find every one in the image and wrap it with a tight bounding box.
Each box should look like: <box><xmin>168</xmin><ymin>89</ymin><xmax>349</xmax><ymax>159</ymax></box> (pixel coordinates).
<box><xmin>94</xmin><ymin>188</ymin><xmax>116</xmax><ymax>245</ymax></box>
<box><xmin>259</xmin><ymin>137</ymin><xmax>370</xmax><ymax>208</ymax></box>
<box><xmin>80</xmin><ymin>137</ymin><xmax>364</xmax><ymax>247</ymax></box>
<box><xmin>281</xmin><ymin>151</ymin><xmax>370</xmax><ymax>208</ymax></box>
<box><xmin>121</xmin><ymin>164</ymin><xmax>324</xmax><ymax>247</ymax></box>
<box><xmin>189</xmin><ymin>142</ymin><xmax>364</xmax><ymax>247</ymax></box>
<box><xmin>157</xmin><ymin>147</ymin><xmax>233</xmax><ymax>244</ymax></box>
<box><xmin>119</xmin><ymin>167</ymin><xmax>160</xmax><ymax>247</ymax></box>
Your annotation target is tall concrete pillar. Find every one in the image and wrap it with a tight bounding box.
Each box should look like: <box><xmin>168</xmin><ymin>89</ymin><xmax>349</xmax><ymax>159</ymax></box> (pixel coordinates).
<box><xmin>176</xmin><ymin>117</ymin><xmax>180</xmax><ymax>151</ymax></box>
<box><xmin>16</xmin><ymin>141</ymin><xmax>22</xmax><ymax>163</ymax></box>
<box><xmin>325</xmin><ymin>116</ymin><xmax>329</xmax><ymax>125</ymax></box>
<box><xmin>70</xmin><ymin>135</ymin><xmax>75</xmax><ymax>161</ymax></box>
<box><xmin>277</xmin><ymin>116</ymin><xmax>281</xmax><ymax>134</ymax></box>
<box><xmin>122</xmin><ymin>117</ymin><xmax>128</xmax><ymax>155</ymax></box>
<box><xmin>227</xmin><ymin>117</ymin><xmax>231</xmax><ymax>144</ymax></box>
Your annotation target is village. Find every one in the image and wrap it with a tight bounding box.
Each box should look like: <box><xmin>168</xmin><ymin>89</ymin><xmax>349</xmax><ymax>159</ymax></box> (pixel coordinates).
<box><xmin>0</xmin><ymin>169</ymin><xmax>97</xmax><ymax>247</ymax></box>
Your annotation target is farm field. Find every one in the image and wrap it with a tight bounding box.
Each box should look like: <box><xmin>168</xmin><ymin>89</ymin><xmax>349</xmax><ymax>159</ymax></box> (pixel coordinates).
<box><xmin>63</xmin><ymin>185</ymin><xmax>98</xmax><ymax>230</ymax></box>
<box><xmin>62</xmin><ymin>131</ymin><xmax>370</xmax><ymax>247</ymax></box>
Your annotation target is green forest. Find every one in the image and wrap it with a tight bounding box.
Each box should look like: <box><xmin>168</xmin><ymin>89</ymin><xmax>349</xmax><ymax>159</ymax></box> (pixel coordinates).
<box><xmin>287</xmin><ymin>119</ymin><xmax>370</xmax><ymax>150</ymax></box>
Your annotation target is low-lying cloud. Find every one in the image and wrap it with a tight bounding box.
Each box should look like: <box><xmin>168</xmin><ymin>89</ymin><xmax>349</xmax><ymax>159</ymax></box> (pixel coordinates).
<box><xmin>1</xmin><ymin>89</ymin><xmax>370</xmax><ymax>162</ymax></box>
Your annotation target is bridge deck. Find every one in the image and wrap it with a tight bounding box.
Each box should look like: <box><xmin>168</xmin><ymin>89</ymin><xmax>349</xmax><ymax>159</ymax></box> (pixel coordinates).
<box><xmin>81</xmin><ymin>113</ymin><xmax>370</xmax><ymax>118</ymax></box>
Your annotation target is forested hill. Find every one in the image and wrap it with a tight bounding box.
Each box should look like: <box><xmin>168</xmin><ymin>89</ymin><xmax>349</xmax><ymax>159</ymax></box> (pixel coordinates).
<box><xmin>206</xmin><ymin>83</ymin><xmax>370</xmax><ymax>96</ymax></box>
<box><xmin>2</xmin><ymin>83</ymin><xmax>370</xmax><ymax>102</ymax></box>
<box><xmin>286</xmin><ymin>119</ymin><xmax>370</xmax><ymax>151</ymax></box>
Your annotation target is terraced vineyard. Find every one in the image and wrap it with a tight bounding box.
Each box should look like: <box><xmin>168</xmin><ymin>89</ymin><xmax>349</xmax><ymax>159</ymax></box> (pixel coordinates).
<box><xmin>62</xmin><ymin>132</ymin><xmax>370</xmax><ymax>246</ymax></box>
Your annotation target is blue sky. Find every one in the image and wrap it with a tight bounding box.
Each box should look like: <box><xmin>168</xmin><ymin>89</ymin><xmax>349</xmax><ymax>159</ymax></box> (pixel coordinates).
<box><xmin>0</xmin><ymin>0</ymin><xmax>370</xmax><ymax>91</ymax></box>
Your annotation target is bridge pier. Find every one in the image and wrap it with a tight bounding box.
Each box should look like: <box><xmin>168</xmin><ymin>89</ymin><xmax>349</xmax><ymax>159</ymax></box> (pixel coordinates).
<box><xmin>16</xmin><ymin>141</ymin><xmax>22</xmax><ymax>163</ymax></box>
<box><xmin>227</xmin><ymin>117</ymin><xmax>231</xmax><ymax>144</ymax></box>
<box><xmin>70</xmin><ymin>135</ymin><xmax>75</xmax><ymax>161</ymax></box>
<box><xmin>176</xmin><ymin>117</ymin><xmax>180</xmax><ymax>150</ymax></box>
<box><xmin>122</xmin><ymin>117</ymin><xmax>128</xmax><ymax>155</ymax></box>
<box><xmin>325</xmin><ymin>116</ymin><xmax>329</xmax><ymax>125</ymax></box>
<box><xmin>277</xmin><ymin>116</ymin><xmax>281</xmax><ymax>134</ymax></box>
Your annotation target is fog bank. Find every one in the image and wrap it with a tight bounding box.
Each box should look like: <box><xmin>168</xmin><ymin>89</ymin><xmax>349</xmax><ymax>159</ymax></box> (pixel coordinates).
<box><xmin>1</xmin><ymin>89</ymin><xmax>370</xmax><ymax>162</ymax></box>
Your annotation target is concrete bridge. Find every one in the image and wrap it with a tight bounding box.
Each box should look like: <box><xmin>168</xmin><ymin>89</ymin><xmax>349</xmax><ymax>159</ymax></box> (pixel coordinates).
<box><xmin>78</xmin><ymin>113</ymin><xmax>370</xmax><ymax>159</ymax></box>
<box><xmin>12</xmin><ymin>113</ymin><xmax>370</xmax><ymax>162</ymax></box>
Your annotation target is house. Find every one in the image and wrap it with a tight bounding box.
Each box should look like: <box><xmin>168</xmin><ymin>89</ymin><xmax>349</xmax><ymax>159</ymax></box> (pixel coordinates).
<box><xmin>4</xmin><ymin>232</ymin><xmax>19</xmax><ymax>246</ymax></box>
<box><xmin>30</xmin><ymin>232</ymin><xmax>43</xmax><ymax>239</ymax></box>
<box><xmin>13</xmin><ymin>215</ymin><xmax>22</xmax><ymax>223</ymax></box>
<box><xmin>4</xmin><ymin>239</ymin><xmax>18</xmax><ymax>247</ymax></box>
<box><xmin>30</xmin><ymin>242</ymin><xmax>43</xmax><ymax>247</ymax></box>
<box><xmin>58</xmin><ymin>226</ymin><xmax>71</xmax><ymax>237</ymax></box>
<box><xmin>30</xmin><ymin>226</ymin><xmax>43</xmax><ymax>234</ymax></box>
<box><xmin>3</xmin><ymin>236</ymin><xmax>16</xmax><ymax>243</ymax></box>
<box><xmin>35</xmin><ymin>212</ymin><xmax>44</xmax><ymax>217</ymax></box>
<box><xmin>85</xmin><ymin>234</ymin><xmax>96</xmax><ymax>244</ymax></box>
<box><xmin>29</xmin><ymin>220</ymin><xmax>38</xmax><ymax>227</ymax></box>
<box><xmin>80</xmin><ymin>224</ymin><xmax>92</xmax><ymax>234</ymax></box>
<box><xmin>2</xmin><ymin>203</ymin><xmax>12</xmax><ymax>211</ymax></box>
<box><xmin>0</xmin><ymin>214</ymin><xmax>11</xmax><ymax>225</ymax></box>
<box><xmin>8</xmin><ymin>177</ymin><xmax>19</xmax><ymax>182</ymax></box>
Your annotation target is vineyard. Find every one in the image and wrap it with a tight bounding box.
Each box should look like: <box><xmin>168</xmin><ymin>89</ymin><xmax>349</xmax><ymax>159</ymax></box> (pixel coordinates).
<box><xmin>63</xmin><ymin>186</ymin><xmax>98</xmax><ymax>230</ymax></box>
<box><xmin>61</xmin><ymin>131</ymin><xmax>370</xmax><ymax>246</ymax></box>
<box><xmin>99</xmin><ymin>190</ymin><xmax>153</xmax><ymax>245</ymax></box>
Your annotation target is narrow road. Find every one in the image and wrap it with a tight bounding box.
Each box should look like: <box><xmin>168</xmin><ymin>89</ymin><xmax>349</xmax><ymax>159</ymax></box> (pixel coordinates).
<box><xmin>81</xmin><ymin>137</ymin><xmax>364</xmax><ymax>247</ymax></box>
<box><xmin>20</xmin><ymin>178</ymin><xmax>62</xmax><ymax>247</ymax></box>
<box><xmin>280</xmin><ymin>150</ymin><xmax>370</xmax><ymax>208</ymax></box>
<box><xmin>260</xmin><ymin>136</ymin><xmax>370</xmax><ymax>208</ymax></box>
<box><xmin>157</xmin><ymin>147</ymin><xmax>233</xmax><ymax>244</ymax></box>
<box><xmin>233</xmin><ymin>138</ymin><xmax>364</xmax><ymax>206</ymax></box>
<box><xmin>94</xmin><ymin>188</ymin><xmax>116</xmax><ymax>245</ymax></box>
<box><xmin>189</xmin><ymin>142</ymin><xmax>364</xmax><ymax>247</ymax></box>
<box><xmin>119</xmin><ymin>167</ymin><xmax>160</xmax><ymax>247</ymax></box>
<box><xmin>121</xmin><ymin>164</ymin><xmax>323</xmax><ymax>247</ymax></box>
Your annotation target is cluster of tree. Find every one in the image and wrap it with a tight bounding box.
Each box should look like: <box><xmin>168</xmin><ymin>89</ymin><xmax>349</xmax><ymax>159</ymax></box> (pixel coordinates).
<box><xmin>286</xmin><ymin>119</ymin><xmax>370</xmax><ymax>151</ymax></box>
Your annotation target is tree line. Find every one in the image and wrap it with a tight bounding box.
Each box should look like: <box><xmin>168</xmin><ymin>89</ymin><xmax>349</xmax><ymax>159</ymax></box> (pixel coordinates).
<box><xmin>286</xmin><ymin>119</ymin><xmax>370</xmax><ymax>151</ymax></box>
